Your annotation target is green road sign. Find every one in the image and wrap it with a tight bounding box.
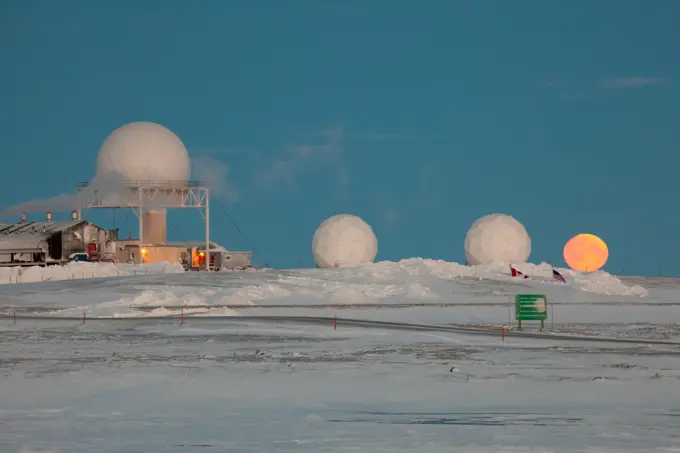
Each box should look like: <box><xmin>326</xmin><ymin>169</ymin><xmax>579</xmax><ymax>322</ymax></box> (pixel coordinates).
<box><xmin>515</xmin><ymin>294</ymin><xmax>548</xmax><ymax>321</ymax></box>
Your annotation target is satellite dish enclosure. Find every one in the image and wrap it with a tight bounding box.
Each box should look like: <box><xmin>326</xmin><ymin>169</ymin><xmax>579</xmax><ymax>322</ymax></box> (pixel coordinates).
<box><xmin>312</xmin><ymin>214</ymin><xmax>378</xmax><ymax>268</ymax></box>
<box><xmin>464</xmin><ymin>213</ymin><xmax>531</xmax><ymax>265</ymax></box>
<box><xmin>76</xmin><ymin>121</ymin><xmax>212</xmax><ymax>267</ymax></box>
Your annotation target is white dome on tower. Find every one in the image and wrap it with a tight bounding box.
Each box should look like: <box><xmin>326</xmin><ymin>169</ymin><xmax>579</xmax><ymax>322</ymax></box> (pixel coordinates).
<box><xmin>95</xmin><ymin>121</ymin><xmax>191</xmax><ymax>183</ymax></box>
<box><xmin>312</xmin><ymin>214</ymin><xmax>378</xmax><ymax>268</ymax></box>
<box><xmin>464</xmin><ymin>213</ymin><xmax>531</xmax><ymax>265</ymax></box>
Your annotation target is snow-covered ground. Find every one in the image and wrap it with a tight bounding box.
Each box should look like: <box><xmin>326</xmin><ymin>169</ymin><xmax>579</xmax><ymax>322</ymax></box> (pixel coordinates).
<box><xmin>1</xmin><ymin>259</ymin><xmax>679</xmax><ymax>452</ymax></box>
<box><xmin>0</xmin><ymin>260</ymin><xmax>185</xmax><ymax>284</ymax></box>
<box><xmin>0</xmin><ymin>259</ymin><xmax>661</xmax><ymax>316</ymax></box>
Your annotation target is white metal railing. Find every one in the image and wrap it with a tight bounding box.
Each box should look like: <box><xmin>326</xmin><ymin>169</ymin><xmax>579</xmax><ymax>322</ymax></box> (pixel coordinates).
<box><xmin>76</xmin><ymin>180</ymin><xmax>205</xmax><ymax>189</ymax></box>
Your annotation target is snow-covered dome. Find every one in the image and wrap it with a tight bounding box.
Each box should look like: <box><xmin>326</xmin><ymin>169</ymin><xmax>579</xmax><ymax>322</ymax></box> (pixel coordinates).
<box><xmin>312</xmin><ymin>214</ymin><xmax>378</xmax><ymax>268</ymax></box>
<box><xmin>464</xmin><ymin>213</ymin><xmax>531</xmax><ymax>265</ymax></box>
<box><xmin>95</xmin><ymin>121</ymin><xmax>191</xmax><ymax>183</ymax></box>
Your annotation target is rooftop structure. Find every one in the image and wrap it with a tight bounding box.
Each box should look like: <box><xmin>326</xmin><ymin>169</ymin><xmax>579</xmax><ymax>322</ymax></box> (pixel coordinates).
<box><xmin>0</xmin><ymin>220</ymin><xmax>82</xmax><ymax>236</ymax></box>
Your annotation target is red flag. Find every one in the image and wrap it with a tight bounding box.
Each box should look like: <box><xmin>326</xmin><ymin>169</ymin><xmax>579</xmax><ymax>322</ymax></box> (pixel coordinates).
<box><xmin>552</xmin><ymin>268</ymin><xmax>566</xmax><ymax>283</ymax></box>
<box><xmin>510</xmin><ymin>266</ymin><xmax>528</xmax><ymax>279</ymax></box>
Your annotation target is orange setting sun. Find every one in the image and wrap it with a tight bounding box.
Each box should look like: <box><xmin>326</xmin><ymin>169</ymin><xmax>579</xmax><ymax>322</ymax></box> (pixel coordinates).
<box><xmin>563</xmin><ymin>234</ymin><xmax>608</xmax><ymax>272</ymax></box>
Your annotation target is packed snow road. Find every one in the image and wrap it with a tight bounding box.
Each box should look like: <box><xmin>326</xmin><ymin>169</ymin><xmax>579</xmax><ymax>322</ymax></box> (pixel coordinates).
<box><xmin>4</xmin><ymin>314</ymin><xmax>680</xmax><ymax>346</ymax></box>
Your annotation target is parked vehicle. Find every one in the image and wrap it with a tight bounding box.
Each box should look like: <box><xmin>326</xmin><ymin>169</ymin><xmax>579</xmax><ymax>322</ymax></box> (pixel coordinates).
<box><xmin>68</xmin><ymin>252</ymin><xmax>89</xmax><ymax>262</ymax></box>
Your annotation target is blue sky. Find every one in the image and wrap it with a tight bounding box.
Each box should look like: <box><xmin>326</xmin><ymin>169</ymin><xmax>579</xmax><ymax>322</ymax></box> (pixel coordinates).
<box><xmin>1</xmin><ymin>1</ymin><xmax>678</xmax><ymax>275</ymax></box>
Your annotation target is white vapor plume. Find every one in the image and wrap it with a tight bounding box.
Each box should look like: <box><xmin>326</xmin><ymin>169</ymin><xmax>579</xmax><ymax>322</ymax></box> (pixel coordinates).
<box><xmin>373</xmin><ymin>163</ymin><xmax>443</xmax><ymax>231</ymax></box>
<box><xmin>191</xmin><ymin>155</ymin><xmax>239</xmax><ymax>202</ymax></box>
<box><xmin>253</xmin><ymin>124</ymin><xmax>347</xmax><ymax>190</ymax></box>
<box><xmin>1</xmin><ymin>155</ymin><xmax>238</xmax><ymax>220</ymax></box>
<box><xmin>600</xmin><ymin>77</ymin><xmax>664</xmax><ymax>88</ymax></box>
<box><xmin>1</xmin><ymin>172</ymin><xmax>129</xmax><ymax>219</ymax></box>
<box><xmin>1</xmin><ymin>171</ymin><xmax>199</xmax><ymax>219</ymax></box>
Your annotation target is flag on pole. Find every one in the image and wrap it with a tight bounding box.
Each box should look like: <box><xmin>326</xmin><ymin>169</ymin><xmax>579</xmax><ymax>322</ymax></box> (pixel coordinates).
<box><xmin>510</xmin><ymin>265</ymin><xmax>529</xmax><ymax>279</ymax></box>
<box><xmin>552</xmin><ymin>268</ymin><xmax>566</xmax><ymax>283</ymax></box>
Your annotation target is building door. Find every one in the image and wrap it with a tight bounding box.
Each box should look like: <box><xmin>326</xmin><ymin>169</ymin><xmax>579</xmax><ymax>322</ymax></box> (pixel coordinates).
<box><xmin>47</xmin><ymin>232</ymin><xmax>62</xmax><ymax>260</ymax></box>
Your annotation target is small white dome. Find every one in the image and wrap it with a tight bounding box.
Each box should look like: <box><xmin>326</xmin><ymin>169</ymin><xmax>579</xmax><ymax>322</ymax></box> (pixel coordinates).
<box><xmin>95</xmin><ymin>121</ymin><xmax>191</xmax><ymax>183</ymax></box>
<box><xmin>312</xmin><ymin>214</ymin><xmax>378</xmax><ymax>268</ymax></box>
<box><xmin>464</xmin><ymin>213</ymin><xmax>531</xmax><ymax>265</ymax></box>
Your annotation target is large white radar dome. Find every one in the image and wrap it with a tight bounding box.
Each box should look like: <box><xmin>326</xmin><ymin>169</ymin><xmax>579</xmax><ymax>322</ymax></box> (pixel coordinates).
<box><xmin>312</xmin><ymin>214</ymin><xmax>378</xmax><ymax>268</ymax></box>
<box><xmin>464</xmin><ymin>213</ymin><xmax>531</xmax><ymax>265</ymax></box>
<box><xmin>95</xmin><ymin>121</ymin><xmax>191</xmax><ymax>183</ymax></box>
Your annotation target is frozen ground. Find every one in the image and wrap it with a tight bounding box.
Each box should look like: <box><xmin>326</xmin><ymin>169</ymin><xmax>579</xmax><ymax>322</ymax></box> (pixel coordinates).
<box><xmin>1</xmin><ymin>259</ymin><xmax>679</xmax><ymax>452</ymax></box>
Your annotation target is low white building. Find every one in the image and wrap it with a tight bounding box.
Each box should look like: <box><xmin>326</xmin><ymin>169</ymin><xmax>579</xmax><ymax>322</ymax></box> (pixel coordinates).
<box><xmin>165</xmin><ymin>241</ymin><xmax>252</xmax><ymax>270</ymax></box>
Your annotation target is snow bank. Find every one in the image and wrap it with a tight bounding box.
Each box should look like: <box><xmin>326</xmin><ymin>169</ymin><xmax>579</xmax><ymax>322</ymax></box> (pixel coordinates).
<box><xmin>344</xmin><ymin>258</ymin><xmax>648</xmax><ymax>298</ymax></box>
<box><xmin>0</xmin><ymin>261</ymin><xmax>185</xmax><ymax>285</ymax></box>
<box><xmin>0</xmin><ymin>257</ymin><xmax>645</xmax><ymax>299</ymax></box>
<box><xmin>47</xmin><ymin>286</ymin><xmax>244</xmax><ymax>318</ymax></box>
<box><xmin>6</xmin><ymin>257</ymin><xmax>654</xmax><ymax>320</ymax></box>
<box><xmin>175</xmin><ymin>258</ymin><xmax>645</xmax><ymax>310</ymax></box>
<box><xmin>126</xmin><ymin>259</ymin><xmax>647</xmax><ymax>313</ymax></box>
<box><xmin>561</xmin><ymin>268</ymin><xmax>648</xmax><ymax>297</ymax></box>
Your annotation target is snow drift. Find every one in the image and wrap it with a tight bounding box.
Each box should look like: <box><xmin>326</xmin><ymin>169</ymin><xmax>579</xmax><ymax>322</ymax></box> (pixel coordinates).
<box><xmin>0</xmin><ymin>261</ymin><xmax>185</xmax><ymax>285</ymax></box>
<box><xmin>0</xmin><ymin>257</ymin><xmax>655</xmax><ymax>320</ymax></box>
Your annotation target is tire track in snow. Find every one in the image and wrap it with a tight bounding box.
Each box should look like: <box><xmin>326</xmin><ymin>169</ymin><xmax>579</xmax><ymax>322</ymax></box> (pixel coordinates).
<box><xmin>1</xmin><ymin>314</ymin><xmax>679</xmax><ymax>347</ymax></box>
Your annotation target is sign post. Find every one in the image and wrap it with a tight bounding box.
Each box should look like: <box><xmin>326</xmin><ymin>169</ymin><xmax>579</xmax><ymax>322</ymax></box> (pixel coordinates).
<box><xmin>515</xmin><ymin>294</ymin><xmax>548</xmax><ymax>331</ymax></box>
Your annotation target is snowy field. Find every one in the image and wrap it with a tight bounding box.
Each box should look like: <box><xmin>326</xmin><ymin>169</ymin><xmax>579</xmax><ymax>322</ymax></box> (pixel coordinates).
<box><xmin>1</xmin><ymin>259</ymin><xmax>680</xmax><ymax>452</ymax></box>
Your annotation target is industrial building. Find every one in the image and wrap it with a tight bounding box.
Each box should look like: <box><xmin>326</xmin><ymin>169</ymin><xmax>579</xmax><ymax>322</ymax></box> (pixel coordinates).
<box><xmin>1</xmin><ymin>121</ymin><xmax>253</xmax><ymax>271</ymax></box>
<box><xmin>0</xmin><ymin>212</ymin><xmax>251</xmax><ymax>271</ymax></box>
<box><xmin>0</xmin><ymin>213</ymin><xmax>113</xmax><ymax>266</ymax></box>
